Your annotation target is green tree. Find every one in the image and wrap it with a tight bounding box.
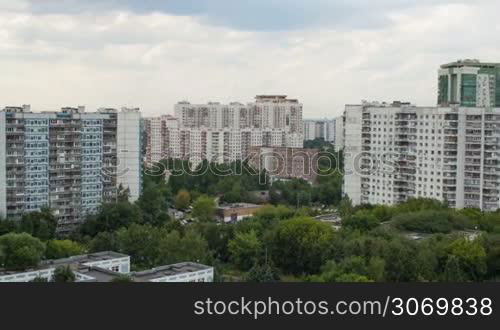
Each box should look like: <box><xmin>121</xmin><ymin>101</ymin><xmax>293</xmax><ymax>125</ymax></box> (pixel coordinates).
<box><xmin>383</xmin><ymin>239</ymin><xmax>419</xmax><ymax>282</ymax></box>
<box><xmin>246</xmin><ymin>263</ymin><xmax>280</xmax><ymax>283</ymax></box>
<box><xmin>115</xmin><ymin>224</ymin><xmax>160</xmax><ymax>269</ymax></box>
<box><xmin>224</xmin><ymin>181</ymin><xmax>246</xmax><ymax>204</ymax></box>
<box><xmin>174</xmin><ymin>189</ymin><xmax>191</xmax><ymax>210</ymax></box>
<box><xmin>81</xmin><ymin>201</ymin><xmax>142</xmax><ymax>237</ymax></box>
<box><xmin>335</xmin><ymin>273</ymin><xmax>372</xmax><ymax>282</ymax></box>
<box><xmin>338</xmin><ymin>197</ymin><xmax>354</xmax><ymax>218</ymax></box>
<box><xmin>45</xmin><ymin>240</ymin><xmax>86</xmax><ymax>259</ymax></box>
<box><xmin>192</xmin><ymin>196</ymin><xmax>216</xmax><ymax>222</ymax></box>
<box><xmin>343</xmin><ymin>210</ymin><xmax>380</xmax><ymax>231</ymax></box>
<box><xmin>446</xmin><ymin>238</ymin><xmax>487</xmax><ymax>281</ymax></box>
<box><xmin>0</xmin><ymin>233</ymin><xmax>45</xmax><ymax>270</ymax></box>
<box><xmin>228</xmin><ymin>230</ymin><xmax>263</xmax><ymax>271</ymax></box>
<box><xmin>484</xmin><ymin>234</ymin><xmax>500</xmax><ymax>279</ymax></box>
<box><xmin>254</xmin><ymin>205</ymin><xmax>295</xmax><ymax>222</ymax></box>
<box><xmin>88</xmin><ymin>231</ymin><xmax>119</xmax><ymax>253</ymax></box>
<box><xmin>268</xmin><ymin>217</ymin><xmax>334</xmax><ymax>275</ymax></box>
<box><xmin>18</xmin><ymin>207</ymin><xmax>58</xmax><ymax>241</ymax></box>
<box><xmin>156</xmin><ymin>229</ymin><xmax>212</xmax><ymax>266</ymax></box>
<box><xmin>52</xmin><ymin>266</ymin><xmax>76</xmax><ymax>282</ymax></box>
<box><xmin>111</xmin><ymin>275</ymin><xmax>134</xmax><ymax>283</ymax></box>
<box><xmin>392</xmin><ymin>210</ymin><xmax>472</xmax><ymax>234</ymax></box>
<box><xmin>191</xmin><ymin>222</ymin><xmax>234</xmax><ymax>262</ymax></box>
<box><xmin>0</xmin><ymin>220</ymin><xmax>17</xmax><ymax>236</ymax></box>
<box><xmin>137</xmin><ymin>179</ymin><xmax>171</xmax><ymax>226</ymax></box>
<box><xmin>314</xmin><ymin>172</ymin><xmax>343</xmax><ymax>206</ymax></box>
<box><xmin>479</xmin><ymin>213</ymin><xmax>500</xmax><ymax>233</ymax></box>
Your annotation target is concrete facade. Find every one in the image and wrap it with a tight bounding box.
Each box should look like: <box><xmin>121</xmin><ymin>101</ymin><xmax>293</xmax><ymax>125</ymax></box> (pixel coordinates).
<box><xmin>248</xmin><ymin>146</ymin><xmax>320</xmax><ymax>184</ymax></box>
<box><xmin>343</xmin><ymin>101</ymin><xmax>500</xmax><ymax>211</ymax></box>
<box><xmin>303</xmin><ymin>119</ymin><xmax>336</xmax><ymax>142</ymax></box>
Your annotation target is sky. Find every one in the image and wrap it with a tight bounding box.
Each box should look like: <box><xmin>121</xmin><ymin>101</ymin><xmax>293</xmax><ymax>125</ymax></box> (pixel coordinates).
<box><xmin>1</xmin><ymin>0</ymin><xmax>499</xmax><ymax>118</ymax></box>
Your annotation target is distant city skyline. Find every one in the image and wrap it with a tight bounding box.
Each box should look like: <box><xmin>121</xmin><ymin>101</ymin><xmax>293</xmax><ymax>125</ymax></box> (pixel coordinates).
<box><xmin>1</xmin><ymin>1</ymin><xmax>500</xmax><ymax>117</ymax></box>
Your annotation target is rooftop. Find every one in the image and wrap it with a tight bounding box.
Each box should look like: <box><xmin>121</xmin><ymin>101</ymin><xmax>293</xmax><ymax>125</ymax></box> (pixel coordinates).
<box><xmin>132</xmin><ymin>262</ymin><xmax>212</xmax><ymax>282</ymax></box>
<box><xmin>75</xmin><ymin>266</ymin><xmax>124</xmax><ymax>282</ymax></box>
<box><xmin>2</xmin><ymin>106</ymin><xmax>138</xmax><ymax>114</ymax></box>
<box><xmin>217</xmin><ymin>203</ymin><xmax>262</xmax><ymax>210</ymax></box>
<box><xmin>41</xmin><ymin>251</ymin><xmax>129</xmax><ymax>268</ymax></box>
<box><xmin>0</xmin><ymin>251</ymin><xmax>128</xmax><ymax>276</ymax></box>
<box><xmin>441</xmin><ymin>59</ymin><xmax>500</xmax><ymax>69</ymax></box>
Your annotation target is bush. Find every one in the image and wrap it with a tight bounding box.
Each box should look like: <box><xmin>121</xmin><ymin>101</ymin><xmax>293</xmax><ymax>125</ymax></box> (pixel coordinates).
<box><xmin>0</xmin><ymin>233</ymin><xmax>45</xmax><ymax>270</ymax></box>
<box><xmin>392</xmin><ymin>210</ymin><xmax>472</xmax><ymax>234</ymax></box>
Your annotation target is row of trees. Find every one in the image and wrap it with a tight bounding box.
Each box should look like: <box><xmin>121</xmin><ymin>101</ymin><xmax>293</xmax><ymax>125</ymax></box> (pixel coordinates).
<box><xmin>0</xmin><ymin>232</ymin><xmax>85</xmax><ymax>270</ymax></box>
<box><xmin>340</xmin><ymin>198</ymin><xmax>500</xmax><ymax>234</ymax></box>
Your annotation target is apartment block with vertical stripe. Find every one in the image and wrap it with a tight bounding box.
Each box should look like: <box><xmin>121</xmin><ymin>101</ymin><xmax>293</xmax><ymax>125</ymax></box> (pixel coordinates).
<box><xmin>0</xmin><ymin>105</ymin><xmax>142</xmax><ymax>232</ymax></box>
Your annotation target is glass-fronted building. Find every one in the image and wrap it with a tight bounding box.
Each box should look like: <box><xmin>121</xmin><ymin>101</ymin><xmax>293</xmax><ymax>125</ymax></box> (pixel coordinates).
<box><xmin>438</xmin><ymin>59</ymin><xmax>500</xmax><ymax>107</ymax></box>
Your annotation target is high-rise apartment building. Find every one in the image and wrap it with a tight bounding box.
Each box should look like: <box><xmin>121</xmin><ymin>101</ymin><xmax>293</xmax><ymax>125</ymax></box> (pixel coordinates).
<box><xmin>143</xmin><ymin>115</ymin><xmax>178</xmax><ymax>166</ymax></box>
<box><xmin>143</xmin><ymin>95</ymin><xmax>304</xmax><ymax>166</ymax></box>
<box><xmin>438</xmin><ymin>59</ymin><xmax>500</xmax><ymax>107</ymax></box>
<box><xmin>303</xmin><ymin>119</ymin><xmax>336</xmax><ymax>142</ymax></box>
<box><xmin>343</xmin><ymin>101</ymin><xmax>500</xmax><ymax>211</ymax></box>
<box><xmin>0</xmin><ymin>106</ymin><xmax>142</xmax><ymax>232</ymax></box>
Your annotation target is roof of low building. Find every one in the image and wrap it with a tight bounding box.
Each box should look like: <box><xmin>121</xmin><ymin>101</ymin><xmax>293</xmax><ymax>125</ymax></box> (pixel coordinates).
<box><xmin>132</xmin><ymin>262</ymin><xmax>212</xmax><ymax>282</ymax></box>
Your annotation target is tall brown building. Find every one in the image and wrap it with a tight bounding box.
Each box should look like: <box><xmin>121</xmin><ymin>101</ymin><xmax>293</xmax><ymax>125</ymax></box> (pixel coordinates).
<box><xmin>248</xmin><ymin>147</ymin><xmax>320</xmax><ymax>184</ymax></box>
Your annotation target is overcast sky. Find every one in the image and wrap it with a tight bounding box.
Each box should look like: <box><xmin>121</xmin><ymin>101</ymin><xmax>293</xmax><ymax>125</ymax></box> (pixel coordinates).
<box><xmin>1</xmin><ymin>0</ymin><xmax>499</xmax><ymax>118</ymax></box>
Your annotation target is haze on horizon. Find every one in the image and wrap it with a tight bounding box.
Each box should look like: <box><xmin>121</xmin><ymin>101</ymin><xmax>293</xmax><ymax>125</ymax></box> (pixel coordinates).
<box><xmin>1</xmin><ymin>0</ymin><xmax>499</xmax><ymax>118</ymax></box>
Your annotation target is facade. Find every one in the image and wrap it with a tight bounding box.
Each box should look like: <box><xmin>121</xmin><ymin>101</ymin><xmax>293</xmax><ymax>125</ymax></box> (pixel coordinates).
<box><xmin>248</xmin><ymin>146</ymin><xmax>320</xmax><ymax>184</ymax></box>
<box><xmin>438</xmin><ymin>59</ymin><xmax>500</xmax><ymax>107</ymax></box>
<box><xmin>143</xmin><ymin>95</ymin><xmax>304</xmax><ymax>166</ymax></box>
<box><xmin>0</xmin><ymin>106</ymin><xmax>142</xmax><ymax>232</ymax></box>
<box><xmin>215</xmin><ymin>203</ymin><xmax>263</xmax><ymax>223</ymax></box>
<box><xmin>143</xmin><ymin>115</ymin><xmax>177</xmax><ymax>167</ymax></box>
<box><xmin>303</xmin><ymin>119</ymin><xmax>336</xmax><ymax>142</ymax></box>
<box><xmin>343</xmin><ymin>101</ymin><xmax>500</xmax><ymax>211</ymax></box>
<box><xmin>0</xmin><ymin>251</ymin><xmax>214</xmax><ymax>283</ymax></box>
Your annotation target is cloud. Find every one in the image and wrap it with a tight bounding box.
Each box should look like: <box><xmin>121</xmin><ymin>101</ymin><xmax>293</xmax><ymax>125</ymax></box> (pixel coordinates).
<box><xmin>23</xmin><ymin>0</ymin><xmax>473</xmax><ymax>31</ymax></box>
<box><xmin>0</xmin><ymin>0</ymin><xmax>499</xmax><ymax>118</ymax></box>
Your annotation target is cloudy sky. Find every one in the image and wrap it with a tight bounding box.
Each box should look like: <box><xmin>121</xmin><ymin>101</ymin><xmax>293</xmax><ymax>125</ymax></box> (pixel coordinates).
<box><xmin>1</xmin><ymin>0</ymin><xmax>499</xmax><ymax>118</ymax></box>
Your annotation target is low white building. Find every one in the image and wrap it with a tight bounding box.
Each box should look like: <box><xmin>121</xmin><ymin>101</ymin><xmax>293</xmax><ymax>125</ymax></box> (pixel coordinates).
<box><xmin>132</xmin><ymin>263</ymin><xmax>214</xmax><ymax>283</ymax></box>
<box><xmin>0</xmin><ymin>251</ymin><xmax>130</xmax><ymax>283</ymax></box>
<box><xmin>0</xmin><ymin>251</ymin><xmax>214</xmax><ymax>283</ymax></box>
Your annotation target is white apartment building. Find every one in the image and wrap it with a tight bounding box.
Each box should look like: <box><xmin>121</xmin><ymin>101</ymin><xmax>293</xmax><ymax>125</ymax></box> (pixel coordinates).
<box><xmin>0</xmin><ymin>106</ymin><xmax>142</xmax><ymax>232</ymax></box>
<box><xmin>144</xmin><ymin>95</ymin><xmax>304</xmax><ymax>166</ymax></box>
<box><xmin>0</xmin><ymin>251</ymin><xmax>214</xmax><ymax>283</ymax></box>
<box><xmin>343</xmin><ymin>101</ymin><xmax>500</xmax><ymax>211</ymax></box>
<box><xmin>303</xmin><ymin>119</ymin><xmax>336</xmax><ymax>142</ymax></box>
